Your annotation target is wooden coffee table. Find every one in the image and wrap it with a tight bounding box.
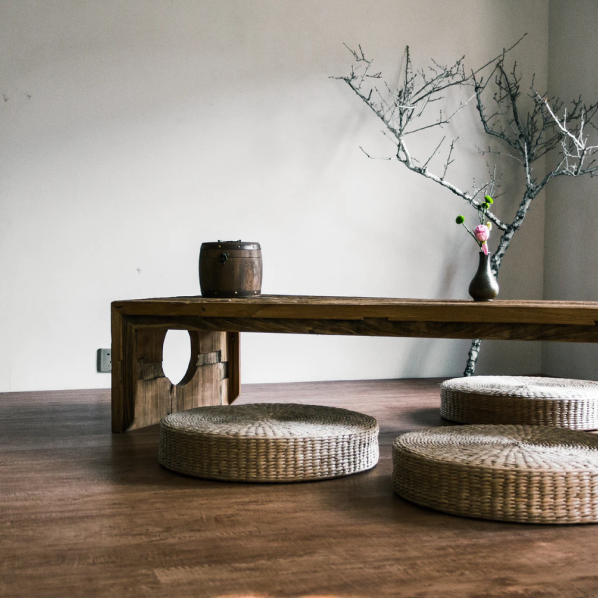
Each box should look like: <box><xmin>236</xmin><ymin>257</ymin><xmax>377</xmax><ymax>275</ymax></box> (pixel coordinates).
<box><xmin>111</xmin><ymin>296</ymin><xmax>598</xmax><ymax>432</ymax></box>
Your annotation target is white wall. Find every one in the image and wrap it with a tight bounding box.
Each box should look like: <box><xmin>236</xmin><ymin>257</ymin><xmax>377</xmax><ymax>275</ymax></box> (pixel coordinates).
<box><xmin>543</xmin><ymin>0</ymin><xmax>598</xmax><ymax>380</ymax></box>
<box><xmin>0</xmin><ymin>1</ymin><xmax>549</xmax><ymax>392</ymax></box>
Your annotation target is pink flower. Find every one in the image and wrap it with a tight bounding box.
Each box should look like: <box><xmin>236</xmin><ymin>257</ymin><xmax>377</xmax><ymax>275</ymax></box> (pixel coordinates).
<box><xmin>474</xmin><ymin>224</ymin><xmax>490</xmax><ymax>255</ymax></box>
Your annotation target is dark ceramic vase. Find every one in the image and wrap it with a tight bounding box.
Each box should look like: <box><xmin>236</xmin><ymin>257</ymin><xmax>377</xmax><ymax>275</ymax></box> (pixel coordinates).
<box><xmin>468</xmin><ymin>252</ymin><xmax>499</xmax><ymax>301</ymax></box>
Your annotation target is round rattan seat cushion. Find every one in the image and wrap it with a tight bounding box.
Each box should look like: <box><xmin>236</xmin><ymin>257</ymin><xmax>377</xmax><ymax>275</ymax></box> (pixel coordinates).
<box><xmin>392</xmin><ymin>424</ymin><xmax>598</xmax><ymax>524</ymax></box>
<box><xmin>440</xmin><ymin>376</ymin><xmax>598</xmax><ymax>430</ymax></box>
<box><xmin>159</xmin><ymin>403</ymin><xmax>379</xmax><ymax>482</ymax></box>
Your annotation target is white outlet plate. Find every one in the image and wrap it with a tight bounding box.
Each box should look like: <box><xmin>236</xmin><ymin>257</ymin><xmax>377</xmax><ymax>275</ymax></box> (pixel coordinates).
<box><xmin>97</xmin><ymin>348</ymin><xmax>112</xmax><ymax>373</ymax></box>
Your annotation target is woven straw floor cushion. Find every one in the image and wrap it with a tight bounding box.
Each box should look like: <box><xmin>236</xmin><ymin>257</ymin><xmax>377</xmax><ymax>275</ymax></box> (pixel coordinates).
<box><xmin>440</xmin><ymin>376</ymin><xmax>598</xmax><ymax>430</ymax></box>
<box><xmin>392</xmin><ymin>424</ymin><xmax>598</xmax><ymax>524</ymax></box>
<box><xmin>159</xmin><ymin>403</ymin><xmax>379</xmax><ymax>482</ymax></box>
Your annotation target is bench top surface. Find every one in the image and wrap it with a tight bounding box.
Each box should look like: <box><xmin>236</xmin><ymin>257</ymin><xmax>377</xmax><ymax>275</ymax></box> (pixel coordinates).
<box><xmin>112</xmin><ymin>295</ymin><xmax>598</xmax><ymax>326</ymax></box>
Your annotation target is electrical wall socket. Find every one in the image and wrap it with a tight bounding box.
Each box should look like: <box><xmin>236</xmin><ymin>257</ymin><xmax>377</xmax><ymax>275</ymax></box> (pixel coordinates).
<box><xmin>97</xmin><ymin>348</ymin><xmax>112</xmax><ymax>373</ymax></box>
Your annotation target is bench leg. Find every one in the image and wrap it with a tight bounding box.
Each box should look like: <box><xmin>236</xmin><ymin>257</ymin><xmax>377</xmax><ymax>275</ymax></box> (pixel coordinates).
<box><xmin>111</xmin><ymin>309</ymin><xmax>240</xmax><ymax>432</ymax></box>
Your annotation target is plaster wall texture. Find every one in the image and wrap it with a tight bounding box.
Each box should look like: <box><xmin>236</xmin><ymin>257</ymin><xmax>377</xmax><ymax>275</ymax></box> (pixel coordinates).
<box><xmin>543</xmin><ymin>0</ymin><xmax>598</xmax><ymax>380</ymax></box>
<box><xmin>0</xmin><ymin>1</ymin><xmax>548</xmax><ymax>392</ymax></box>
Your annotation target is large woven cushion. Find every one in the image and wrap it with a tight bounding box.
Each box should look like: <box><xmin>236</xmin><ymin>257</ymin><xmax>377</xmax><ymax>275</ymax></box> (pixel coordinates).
<box><xmin>441</xmin><ymin>376</ymin><xmax>598</xmax><ymax>430</ymax></box>
<box><xmin>392</xmin><ymin>425</ymin><xmax>598</xmax><ymax>524</ymax></box>
<box><xmin>159</xmin><ymin>403</ymin><xmax>379</xmax><ymax>482</ymax></box>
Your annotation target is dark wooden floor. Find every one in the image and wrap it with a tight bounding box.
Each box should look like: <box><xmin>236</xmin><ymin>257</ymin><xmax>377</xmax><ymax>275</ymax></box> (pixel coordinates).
<box><xmin>2</xmin><ymin>379</ymin><xmax>598</xmax><ymax>598</ymax></box>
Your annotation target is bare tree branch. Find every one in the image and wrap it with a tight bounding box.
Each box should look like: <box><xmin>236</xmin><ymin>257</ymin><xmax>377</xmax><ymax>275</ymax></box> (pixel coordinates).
<box><xmin>335</xmin><ymin>35</ymin><xmax>598</xmax><ymax>375</ymax></box>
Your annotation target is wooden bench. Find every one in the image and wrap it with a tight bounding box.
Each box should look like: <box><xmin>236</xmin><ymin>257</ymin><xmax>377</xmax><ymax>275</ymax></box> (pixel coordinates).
<box><xmin>111</xmin><ymin>296</ymin><xmax>598</xmax><ymax>432</ymax></box>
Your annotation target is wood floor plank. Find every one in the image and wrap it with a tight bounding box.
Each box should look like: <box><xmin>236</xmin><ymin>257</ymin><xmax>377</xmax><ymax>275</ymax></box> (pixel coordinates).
<box><xmin>2</xmin><ymin>381</ymin><xmax>598</xmax><ymax>598</ymax></box>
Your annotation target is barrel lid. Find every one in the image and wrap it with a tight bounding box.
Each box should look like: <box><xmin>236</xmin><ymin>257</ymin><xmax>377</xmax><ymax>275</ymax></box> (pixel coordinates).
<box><xmin>201</xmin><ymin>240</ymin><xmax>261</xmax><ymax>250</ymax></box>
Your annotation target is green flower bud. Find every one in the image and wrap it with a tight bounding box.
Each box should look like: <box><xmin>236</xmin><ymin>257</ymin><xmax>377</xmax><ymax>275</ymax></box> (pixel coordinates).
<box><xmin>484</xmin><ymin>195</ymin><xmax>494</xmax><ymax>204</ymax></box>
<box><xmin>455</xmin><ymin>215</ymin><xmax>465</xmax><ymax>224</ymax></box>
<box><xmin>481</xmin><ymin>202</ymin><xmax>489</xmax><ymax>209</ymax></box>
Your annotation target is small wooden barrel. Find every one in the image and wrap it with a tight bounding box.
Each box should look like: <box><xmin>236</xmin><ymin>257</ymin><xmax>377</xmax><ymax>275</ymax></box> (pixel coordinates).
<box><xmin>199</xmin><ymin>241</ymin><xmax>262</xmax><ymax>297</ymax></box>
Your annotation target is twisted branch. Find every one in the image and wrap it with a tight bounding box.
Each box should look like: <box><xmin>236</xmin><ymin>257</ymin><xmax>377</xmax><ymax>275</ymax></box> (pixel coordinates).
<box><xmin>335</xmin><ymin>36</ymin><xmax>598</xmax><ymax>375</ymax></box>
